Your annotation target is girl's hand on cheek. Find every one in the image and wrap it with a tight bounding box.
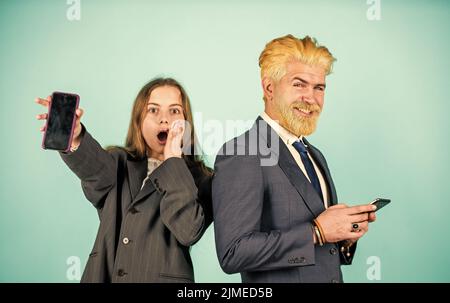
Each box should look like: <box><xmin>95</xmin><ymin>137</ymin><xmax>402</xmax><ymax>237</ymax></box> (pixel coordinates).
<box><xmin>163</xmin><ymin>120</ymin><xmax>185</xmax><ymax>160</ymax></box>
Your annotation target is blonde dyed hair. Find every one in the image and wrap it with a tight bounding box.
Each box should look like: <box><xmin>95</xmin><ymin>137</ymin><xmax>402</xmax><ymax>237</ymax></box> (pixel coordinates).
<box><xmin>259</xmin><ymin>34</ymin><xmax>336</xmax><ymax>81</ymax></box>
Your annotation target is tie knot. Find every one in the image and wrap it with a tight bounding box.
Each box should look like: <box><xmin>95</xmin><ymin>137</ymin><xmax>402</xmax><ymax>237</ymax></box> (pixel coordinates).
<box><xmin>292</xmin><ymin>140</ymin><xmax>307</xmax><ymax>154</ymax></box>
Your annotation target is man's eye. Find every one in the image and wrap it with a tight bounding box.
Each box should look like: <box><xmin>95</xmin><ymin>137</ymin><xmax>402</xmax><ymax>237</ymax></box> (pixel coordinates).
<box><xmin>315</xmin><ymin>87</ymin><xmax>324</xmax><ymax>91</ymax></box>
<box><xmin>294</xmin><ymin>82</ymin><xmax>307</xmax><ymax>88</ymax></box>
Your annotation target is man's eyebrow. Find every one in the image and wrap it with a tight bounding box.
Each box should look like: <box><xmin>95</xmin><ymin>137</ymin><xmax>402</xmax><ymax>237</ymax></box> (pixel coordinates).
<box><xmin>293</xmin><ymin>77</ymin><xmax>326</xmax><ymax>88</ymax></box>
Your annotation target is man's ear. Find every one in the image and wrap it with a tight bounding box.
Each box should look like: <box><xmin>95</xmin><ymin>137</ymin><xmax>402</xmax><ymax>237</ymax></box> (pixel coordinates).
<box><xmin>261</xmin><ymin>77</ymin><xmax>274</xmax><ymax>101</ymax></box>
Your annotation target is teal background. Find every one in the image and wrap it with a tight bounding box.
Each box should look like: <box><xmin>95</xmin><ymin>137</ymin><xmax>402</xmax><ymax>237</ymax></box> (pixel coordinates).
<box><xmin>1</xmin><ymin>0</ymin><xmax>449</xmax><ymax>282</ymax></box>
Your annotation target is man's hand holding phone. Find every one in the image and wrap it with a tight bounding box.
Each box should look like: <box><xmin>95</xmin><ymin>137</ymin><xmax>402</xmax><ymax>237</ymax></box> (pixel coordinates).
<box><xmin>315</xmin><ymin>203</ymin><xmax>376</xmax><ymax>244</ymax></box>
<box><xmin>314</xmin><ymin>198</ymin><xmax>390</xmax><ymax>246</ymax></box>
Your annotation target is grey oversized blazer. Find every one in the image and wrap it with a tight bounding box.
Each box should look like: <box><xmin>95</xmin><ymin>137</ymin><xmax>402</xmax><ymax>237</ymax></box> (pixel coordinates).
<box><xmin>60</xmin><ymin>126</ymin><xmax>213</xmax><ymax>283</ymax></box>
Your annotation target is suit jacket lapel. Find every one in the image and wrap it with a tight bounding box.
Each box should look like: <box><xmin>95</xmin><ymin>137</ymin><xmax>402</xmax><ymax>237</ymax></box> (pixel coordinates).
<box><xmin>132</xmin><ymin>177</ymin><xmax>157</xmax><ymax>205</ymax></box>
<box><xmin>277</xmin><ymin>139</ymin><xmax>326</xmax><ymax>217</ymax></box>
<box><xmin>256</xmin><ymin>116</ymin><xmax>325</xmax><ymax>218</ymax></box>
<box><xmin>303</xmin><ymin>138</ymin><xmax>338</xmax><ymax>205</ymax></box>
<box><xmin>127</xmin><ymin>158</ymin><xmax>148</xmax><ymax>201</ymax></box>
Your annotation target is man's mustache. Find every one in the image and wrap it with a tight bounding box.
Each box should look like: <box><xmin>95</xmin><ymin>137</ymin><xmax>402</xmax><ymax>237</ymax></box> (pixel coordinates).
<box><xmin>290</xmin><ymin>101</ymin><xmax>321</xmax><ymax>114</ymax></box>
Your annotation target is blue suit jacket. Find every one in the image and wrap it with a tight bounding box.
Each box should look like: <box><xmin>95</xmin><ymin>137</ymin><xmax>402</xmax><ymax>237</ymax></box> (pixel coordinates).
<box><xmin>212</xmin><ymin>117</ymin><xmax>356</xmax><ymax>283</ymax></box>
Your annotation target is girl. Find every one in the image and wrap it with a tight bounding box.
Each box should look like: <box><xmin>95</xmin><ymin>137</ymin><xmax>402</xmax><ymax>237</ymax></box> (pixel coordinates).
<box><xmin>35</xmin><ymin>78</ymin><xmax>213</xmax><ymax>282</ymax></box>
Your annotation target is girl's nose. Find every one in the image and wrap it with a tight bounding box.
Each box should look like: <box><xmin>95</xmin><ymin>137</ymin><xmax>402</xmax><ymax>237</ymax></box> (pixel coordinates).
<box><xmin>158</xmin><ymin>111</ymin><xmax>169</xmax><ymax>124</ymax></box>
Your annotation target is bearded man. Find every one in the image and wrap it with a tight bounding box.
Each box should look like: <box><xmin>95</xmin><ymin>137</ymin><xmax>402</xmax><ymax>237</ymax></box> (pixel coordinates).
<box><xmin>212</xmin><ymin>34</ymin><xmax>377</xmax><ymax>283</ymax></box>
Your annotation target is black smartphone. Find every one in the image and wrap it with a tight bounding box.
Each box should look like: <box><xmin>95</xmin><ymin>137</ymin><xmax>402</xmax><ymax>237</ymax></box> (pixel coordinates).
<box><xmin>370</xmin><ymin>198</ymin><xmax>391</xmax><ymax>212</ymax></box>
<box><xmin>42</xmin><ymin>92</ymin><xmax>79</xmax><ymax>152</ymax></box>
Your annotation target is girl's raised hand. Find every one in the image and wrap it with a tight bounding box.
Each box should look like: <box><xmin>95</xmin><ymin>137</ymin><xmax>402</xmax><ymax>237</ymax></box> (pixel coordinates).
<box><xmin>35</xmin><ymin>95</ymin><xmax>84</xmax><ymax>149</ymax></box>
<box><xmin>163</xmin><ymin>119</ymin><xmax>185</xmax><ymax>160</ymax></box>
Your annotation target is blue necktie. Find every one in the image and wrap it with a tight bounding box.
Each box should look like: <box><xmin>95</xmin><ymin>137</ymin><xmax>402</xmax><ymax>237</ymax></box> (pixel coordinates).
<box><xmin>292</xmin><ymin>140</ymin><xmax>323</xmax><ymax>201</ymax></box>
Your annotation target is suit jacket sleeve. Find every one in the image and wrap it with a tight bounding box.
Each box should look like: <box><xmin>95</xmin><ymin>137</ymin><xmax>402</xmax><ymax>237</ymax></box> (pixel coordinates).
<box><xmin>147</xmin><ymin>157</ymin><xmax>212</xmax><ymax>247</ymax></box>
<box><xmin>59</xmin><ymin>125</ymin><xmax>118</xmax><ymax>209</ymax></box>
<box><xmin>212</xmin><ymin>154</ymin><xmax>316</xmax><ymax>274</ymax></box>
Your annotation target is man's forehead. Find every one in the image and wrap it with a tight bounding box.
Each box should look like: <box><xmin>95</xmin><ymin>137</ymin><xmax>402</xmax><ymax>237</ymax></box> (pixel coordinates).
<box><xmin>285</xmin><ymin>60</ymin><xmax>326</xmax><ymax>80</ymax></box>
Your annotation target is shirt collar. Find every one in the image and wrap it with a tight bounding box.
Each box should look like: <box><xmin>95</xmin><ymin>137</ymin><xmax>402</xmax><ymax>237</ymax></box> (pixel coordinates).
<box><xmin>260</xmin><ymin>111</ymin><xmax>304</xmax><ymax>146</ymax></box>
<box><xmin>147</xmin><ymin>157</ymin><xmax>163</xmax><ymax>174</ymax></box>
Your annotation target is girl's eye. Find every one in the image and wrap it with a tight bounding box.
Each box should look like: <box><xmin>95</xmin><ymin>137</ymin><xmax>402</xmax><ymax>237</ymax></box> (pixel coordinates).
<box><xmin>170</xmin><ymin>108</ymin><xmax>181</xmax><ymax>114</ymax></box>
<box><xmin>148</xmin><ymin>107</ymin><xmax>158</xmax><ymax>114</ymax></box>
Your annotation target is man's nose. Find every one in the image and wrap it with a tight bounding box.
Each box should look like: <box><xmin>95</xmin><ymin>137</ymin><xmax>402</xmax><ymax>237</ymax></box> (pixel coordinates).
<box><xmin>301</xmin><ymin>87</ymin><xmax>315</xmax><ymax>104</ymax></box>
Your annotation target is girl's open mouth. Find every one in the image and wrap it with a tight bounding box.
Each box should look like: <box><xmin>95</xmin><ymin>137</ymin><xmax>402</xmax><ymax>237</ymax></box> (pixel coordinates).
<box><xmin>157</xmin><ymin>130</ymin><xmax>168</xmax><ymax>144</ymax></box>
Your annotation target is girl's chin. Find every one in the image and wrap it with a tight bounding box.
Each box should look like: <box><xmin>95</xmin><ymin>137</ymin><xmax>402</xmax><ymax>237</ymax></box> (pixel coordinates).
<box><xmin>148</xmin><ymin>139</ymin><xmax>165</xmax><ymax>149</ymax></box>
<box><xmin>147</xmin><ymin>144</ymin><xmax>164</xmax><ymax>157</ymax></box>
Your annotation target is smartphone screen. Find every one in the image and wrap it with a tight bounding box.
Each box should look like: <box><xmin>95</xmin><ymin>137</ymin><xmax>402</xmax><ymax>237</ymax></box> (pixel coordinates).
<box><xmin>42</xmin><ymin>92</ymin><xmax>79</xmax><ymax>151</ymax></box>
<box><xmin>371</xmin><ymin>198</ymin><xmax>391</xmax><ymax>212</ymax></box>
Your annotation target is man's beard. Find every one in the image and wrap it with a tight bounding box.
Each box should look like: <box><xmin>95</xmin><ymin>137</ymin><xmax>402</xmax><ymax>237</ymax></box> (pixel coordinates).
<box><xmin>276</xmin><ymin>100</ymin><xmax>322</xmax><ymax>137</ymax></box>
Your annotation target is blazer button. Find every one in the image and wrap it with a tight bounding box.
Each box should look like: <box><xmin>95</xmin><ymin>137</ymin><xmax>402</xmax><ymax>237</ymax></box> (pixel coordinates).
<box><xmin>117</xmin><ymin>269</ymin><xmax>127</xmax><ymax>277</ymax></box>
<box><xmin>123</xmin><ymin>237</ymin><xmax>129</xmax><ymax>245</ymax></box>
<box><xmin>330</xmin><ymin>248</ymin><xmax>337</xmax><ymax>255</ymax></box>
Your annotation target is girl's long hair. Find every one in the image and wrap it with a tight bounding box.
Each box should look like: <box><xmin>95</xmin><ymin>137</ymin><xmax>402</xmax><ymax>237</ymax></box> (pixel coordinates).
<box><xmin>109</xmin><ymin>77</ymin><xmax>211</xmax><ymax>176</ymax></box>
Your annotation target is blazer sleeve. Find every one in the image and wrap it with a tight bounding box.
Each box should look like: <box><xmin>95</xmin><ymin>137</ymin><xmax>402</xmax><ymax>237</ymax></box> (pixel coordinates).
<box><xmin>212</xmin><ymin>154</ymin><xmax>316</xmax><ymax>274</ymax></box>
<box><xmin>59</xmin><ymin>125</ymin><xmax>118</xmax><ymax>209</ymax></box>
<box><xmin>147</xmin><ymin>157</ymin><xmax>212</xmax><ymax>247</ymax></box>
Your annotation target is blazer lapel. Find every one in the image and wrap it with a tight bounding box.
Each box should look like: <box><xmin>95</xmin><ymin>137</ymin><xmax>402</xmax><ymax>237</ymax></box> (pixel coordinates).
<box><xmin>132</xmin><ymin>176</ymin><xmax>157</xmax><ymax>205</ymax></box>
<box><xmin>303</xmin><ymin>138</ymin><xmax>338</xmax><ymax>205</ymax></box>
<box><xmin>256</xmin><ymin>116</ymin><xmax>325</xmax><ymax>218</ymax></box>
<box><xmin>277</xmin><ymin>139</ymin><xmax>326</xmax><ymax>217</ymax></box>
<box><xmin>127</xmin><ymin>158</ymin><xmax>148</xmax><ymax>201</ymax></box>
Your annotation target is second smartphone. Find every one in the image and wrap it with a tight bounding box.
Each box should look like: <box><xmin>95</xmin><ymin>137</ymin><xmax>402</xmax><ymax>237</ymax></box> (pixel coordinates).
<box><xmin>42</xmin><ymin>92</ymin><xmax>79</xmax><ymax>152</ymax></box>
